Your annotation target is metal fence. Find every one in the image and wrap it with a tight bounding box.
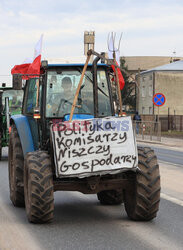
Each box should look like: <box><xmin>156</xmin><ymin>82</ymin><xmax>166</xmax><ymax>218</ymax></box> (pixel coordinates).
<box><xmin>140</xmin><ymin>115</ymin><xmax>183</xmax><ymax>132</ymax></box>
<box><xmin>133</xmin><ymin>121</ymin><xmax>161</xmax><ymax>141</ymax></box>
<box><xmin>161</xmin><ymin>115</ymin><xmax>183</xmax><ymax>131</ymax></box>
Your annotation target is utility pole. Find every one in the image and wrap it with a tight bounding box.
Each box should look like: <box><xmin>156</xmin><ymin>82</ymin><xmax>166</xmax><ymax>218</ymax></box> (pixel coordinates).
<box><xmin>84</xmin><ymin>31</ymin><xmax>95</xmax><ymax>63</ymax></box>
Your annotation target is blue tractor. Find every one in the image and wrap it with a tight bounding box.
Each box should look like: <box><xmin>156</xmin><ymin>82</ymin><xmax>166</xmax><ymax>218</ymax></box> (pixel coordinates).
<box><xmin>9</xmin><ymin>51</ymin><xmax>160</xmax><ymax>223</ymax></box>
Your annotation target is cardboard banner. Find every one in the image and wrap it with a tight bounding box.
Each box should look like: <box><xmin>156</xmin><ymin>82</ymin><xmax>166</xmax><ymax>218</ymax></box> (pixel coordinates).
<box><xmin>51</xmin><ymin>116</ymin><xmax>138</xmax><ymax>178</ymax></box>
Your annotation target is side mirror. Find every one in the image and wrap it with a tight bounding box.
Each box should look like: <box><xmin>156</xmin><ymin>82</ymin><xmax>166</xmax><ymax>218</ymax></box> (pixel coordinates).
<box><xmin>13</xmin><ymin>74</ymin><xmax>22</xmax><ymax>90</ymax></box>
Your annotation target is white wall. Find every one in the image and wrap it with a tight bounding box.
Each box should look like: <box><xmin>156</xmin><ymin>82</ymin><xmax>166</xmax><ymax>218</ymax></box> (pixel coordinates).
<box><xmin>139</xmin><ymin>72</ymin><xmax>153</xmax><ymax>115</ymax></box>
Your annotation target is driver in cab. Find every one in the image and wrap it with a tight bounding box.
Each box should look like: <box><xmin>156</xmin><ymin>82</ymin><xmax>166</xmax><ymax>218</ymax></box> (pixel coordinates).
<box><xmin>47</xmin><ymin>76</ymin><xmax>74</xmax><ymax>117</ymax></box>
<box><xmin>61</xmin><ymin>77</ymin><xmax>73</xmax><ymax>100</ymax></box>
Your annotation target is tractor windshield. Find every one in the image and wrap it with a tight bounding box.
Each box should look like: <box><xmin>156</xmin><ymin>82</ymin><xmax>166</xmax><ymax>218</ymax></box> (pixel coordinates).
<box><xmin>2</xmin><ymin>90</ymin><xmax>23</xmax><ymax>114</ymax></box>
<box><xmin>46</xmin><ymin>68</ymin><xmax>112</xmax><ymax>118</ymax></box>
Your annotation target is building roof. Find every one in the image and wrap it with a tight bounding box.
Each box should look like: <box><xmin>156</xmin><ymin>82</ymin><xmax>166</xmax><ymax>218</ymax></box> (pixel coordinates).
<box><xmin>141</xmin><ymin>59</ymin><xmax>183</xmax><ymax>74</ymax></box>
<box><xmin>123</xmin><ymin>56</ymin><xmax>183</xmax><ymax>72</ymax></box>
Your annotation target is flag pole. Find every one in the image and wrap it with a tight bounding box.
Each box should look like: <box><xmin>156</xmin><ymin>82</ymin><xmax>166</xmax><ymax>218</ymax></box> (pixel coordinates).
<box><xmin>69</xmin><ymin>50</ymin><xmax>92</xmax><ymax>122</ymax></box>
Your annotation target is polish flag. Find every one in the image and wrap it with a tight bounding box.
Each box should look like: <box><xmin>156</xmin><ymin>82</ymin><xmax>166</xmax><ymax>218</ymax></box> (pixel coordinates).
<box><xmin>11</xmin><ymin>35</ymin><xmax>43</xmax><ymax>79</ymax></box>
<box><xmin>111</xmin><ymin>64</ymin><xmax>125</xmax><ymax>90</ymax></box>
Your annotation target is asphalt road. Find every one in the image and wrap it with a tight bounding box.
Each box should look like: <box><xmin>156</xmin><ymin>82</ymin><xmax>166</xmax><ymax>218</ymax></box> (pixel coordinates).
<box><xmin>0</xmin><ymin>147</ymin><xmax>183</xmax><ymax>250</ymax></box>
<box><xmin>138</xmin><ymin>143</ymin><xmax>183</xmax><ymax>166</ymax></box>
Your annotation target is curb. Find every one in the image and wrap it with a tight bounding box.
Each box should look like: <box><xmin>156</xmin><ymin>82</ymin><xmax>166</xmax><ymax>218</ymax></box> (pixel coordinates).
<box><xmin>137</xmin><ymin>139</ymin><xmax>163</xmax><ymax>145</ymax></box>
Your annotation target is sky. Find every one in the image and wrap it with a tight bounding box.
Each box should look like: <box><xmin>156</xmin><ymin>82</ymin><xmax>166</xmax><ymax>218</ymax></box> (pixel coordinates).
<box><xmin>1</xmin><ymin>0</ymin><xmax>183</xmax><ymax>84</ymax></box>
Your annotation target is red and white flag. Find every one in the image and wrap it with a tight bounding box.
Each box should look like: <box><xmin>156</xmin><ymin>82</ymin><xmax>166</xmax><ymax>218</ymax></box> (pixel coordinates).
<box><xmin>111</xmin><ymin>64</ymin><xmax>125</xmax><ymax>90</ymax></box>
<box><xmin>11</xmin><ymin>35</ymin><xmax>43</xmax><ymax>79</ymax></box>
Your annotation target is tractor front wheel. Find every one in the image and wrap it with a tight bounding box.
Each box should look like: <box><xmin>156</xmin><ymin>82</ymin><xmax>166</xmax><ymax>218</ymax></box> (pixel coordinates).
<box><xmin>124</xmin><ymin>147</ymin><xmax>160</xmax><ymax>221</ymax></box>
<box><xmin>24</xmin><ymin>151</ymin><xmax>54</xmax><ymax>223</ymax></box>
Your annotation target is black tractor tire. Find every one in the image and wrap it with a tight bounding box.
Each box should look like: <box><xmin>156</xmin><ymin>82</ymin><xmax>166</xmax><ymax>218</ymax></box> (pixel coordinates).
<box><xmin>8</xmin><ymin>124</ymin><xmax>24</xmax><ymax>207</ymax></box>
<box><xmin>97</xmin><ymin>190</ymin><xmax>123</xmax><ymax>205</ymax></box>
<box><xmin>24</xmin><ymin>151</ymin><xmax>54</xmax><ymax>223</ymax></box>
<box><xmin>124</xmin><ymin>146</ymin><xmax>160</xmax><ymax>221</ymax></box>
<box><xmin>0</xmin><ymin>132</ymin><xmax>2</xmax><ymax>160</ymax></box>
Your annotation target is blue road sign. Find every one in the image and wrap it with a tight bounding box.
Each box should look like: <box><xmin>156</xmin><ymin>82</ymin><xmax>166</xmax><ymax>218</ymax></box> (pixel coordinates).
<box><xmin>153</xmin><ymin>93</ymin><xmax>166</xmax><ymax>107</ymax></box>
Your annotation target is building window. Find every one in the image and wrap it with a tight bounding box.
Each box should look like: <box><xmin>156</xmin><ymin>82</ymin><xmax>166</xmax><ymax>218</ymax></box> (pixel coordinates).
<box><xmin>149</xmin><ymin>75</ymin><xmax>152</xmax><ymax>80</ymax></box>
<box><xmin>149</xmin><ymin>107</ymin><xmax>153</xmax><ymax>114</ymax></box>
<box><xmin>149</xmin><ymin>85</ymin><xmax>153</xmax><ymax>96</ymax></box>
<box><xmin>142</xmin><ymin>86</ymin><xmax>146</xmax><ymax>97</ymax></box>
<box><xmin>142</xmin><ymin>107</ymin><xmax>145</xmax><ymax>114</ymax></box>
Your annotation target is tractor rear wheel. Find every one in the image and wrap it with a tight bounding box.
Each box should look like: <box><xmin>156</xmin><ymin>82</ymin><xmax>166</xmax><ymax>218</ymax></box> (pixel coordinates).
<box><xmin>24</xmin><ymin>151</ymin><xmax>54</xmax><ymax>223</ymax></box>
<box><xmin>8</xmin><ymin>124</ymin><xmax>24</xmax><ymax>206</ymax></box>
<box><xmin>97</xmin><ymin>190</ymin><xmax>123</xmax><ymax>205</ymax></box>
<box><xmin>124</xmin><ymin>147</ymin><xmax>160</xmax><ymax>221</ymax></box>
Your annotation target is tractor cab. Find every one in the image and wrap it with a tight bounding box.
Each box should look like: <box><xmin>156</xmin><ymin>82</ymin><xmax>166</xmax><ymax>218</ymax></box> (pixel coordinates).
<box><xmin>20</xmin><ymin>59</ymin><xmax>115</xmax><ymax>152</ymax></box>
<box><xmin>45</xmin><ymin>64</ymin><xmax>113</xmax><ymax>119</ymax></box>
<box><xmin>0</xmin><ymin>86</ymin><xmax>23</xmax><ymax>160</ymax></box>
<box><xmin>2</xmin><ymin>89</ymin><xmax>23</xmax><ymax>114</ymax></box>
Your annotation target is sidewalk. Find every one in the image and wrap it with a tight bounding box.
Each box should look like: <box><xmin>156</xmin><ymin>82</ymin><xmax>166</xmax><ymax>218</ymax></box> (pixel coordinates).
<box><xmin>136</xmin><ymin>135</ymin><xmax>183</xmax><ymax>148</ymax></box>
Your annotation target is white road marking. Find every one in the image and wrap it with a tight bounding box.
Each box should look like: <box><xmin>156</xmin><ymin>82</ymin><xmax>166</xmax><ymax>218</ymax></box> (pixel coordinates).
<box><xmin>161</xmin><ymin>193</ymin><xmax>183</xmax><ymax>207</ymax></box>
